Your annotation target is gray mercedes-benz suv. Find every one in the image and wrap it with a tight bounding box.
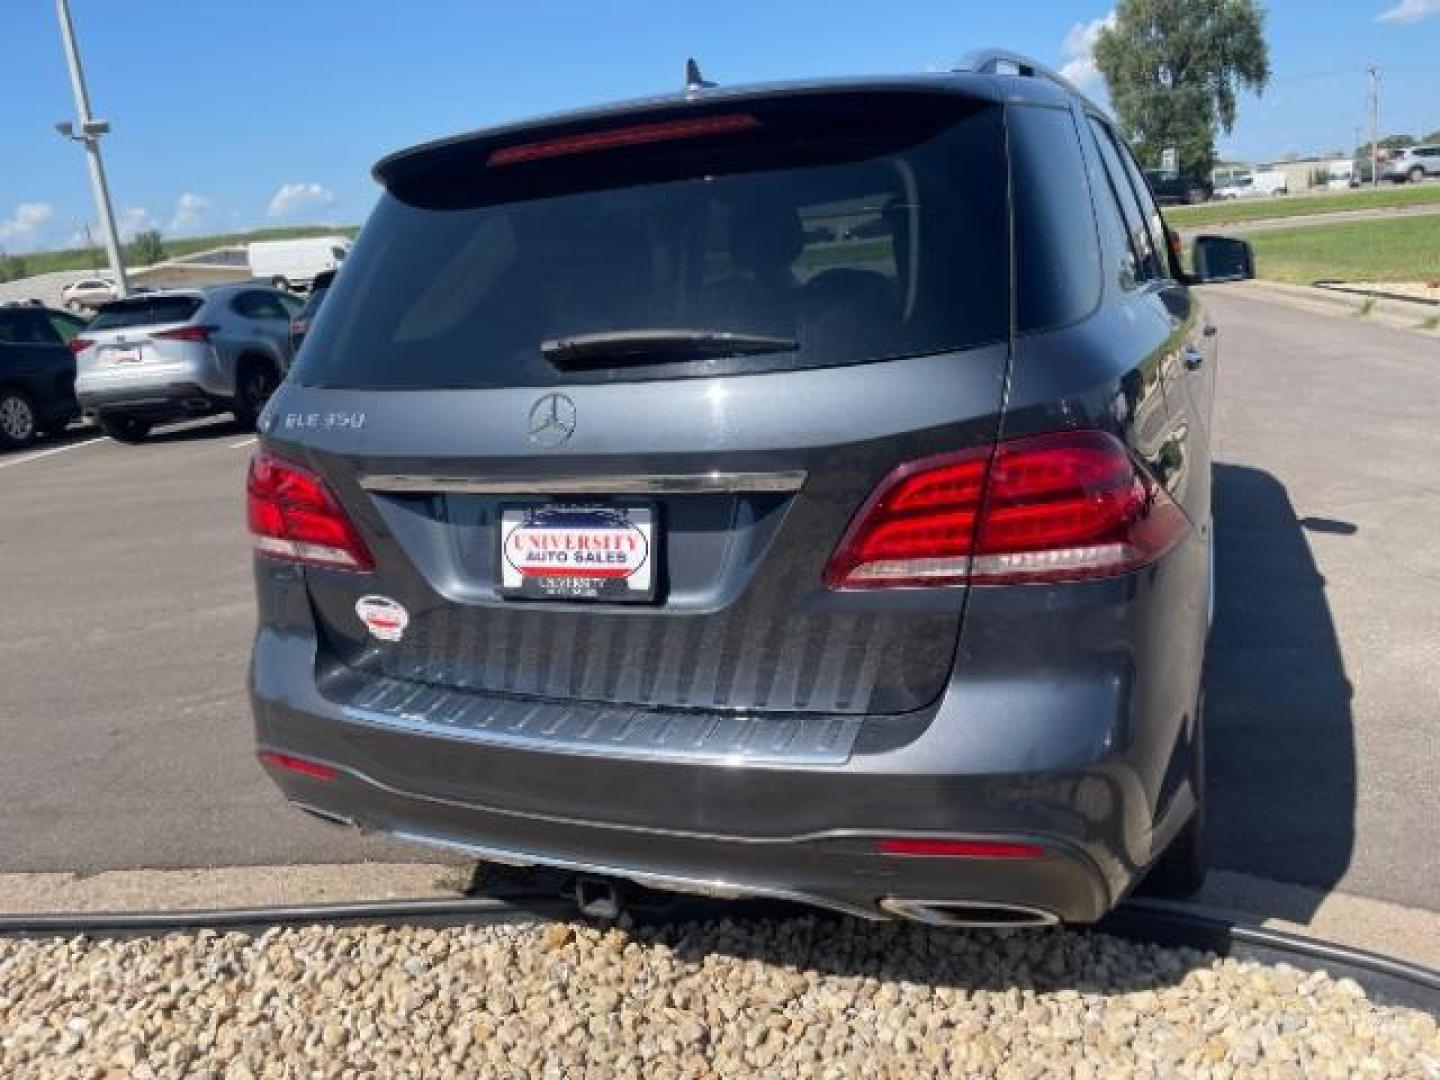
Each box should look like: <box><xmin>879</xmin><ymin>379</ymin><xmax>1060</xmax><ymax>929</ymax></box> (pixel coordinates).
<box><xmin>249</xmin><ymin>53</ymin><xmax>1254</xmax><ymax>926</ymax></box>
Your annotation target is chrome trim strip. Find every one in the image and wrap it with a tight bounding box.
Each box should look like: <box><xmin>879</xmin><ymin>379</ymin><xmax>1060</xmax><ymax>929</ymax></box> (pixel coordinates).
<box><xmin>387</xmin><ymin>828</ymin><xmax>887</xmax><ymax>921</ymax></box>
<box><xmin>358</xmin><ymin>471</ymin><xmax>807</xmax><ymax>495</ymax></box>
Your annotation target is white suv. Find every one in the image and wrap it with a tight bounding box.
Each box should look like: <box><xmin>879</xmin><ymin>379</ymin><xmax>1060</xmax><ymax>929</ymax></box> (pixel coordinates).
<box><xmin>1382</xmin><ymin>145</ymin><xmax>1440</xmax><ymax>184</ymax></box>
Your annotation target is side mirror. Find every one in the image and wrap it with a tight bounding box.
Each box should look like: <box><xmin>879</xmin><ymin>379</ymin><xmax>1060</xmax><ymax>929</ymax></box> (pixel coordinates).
<box><xmin>1191</xmin><ymin>235</ymin><xmax>1255</xmax><ymax>284</ymax></box>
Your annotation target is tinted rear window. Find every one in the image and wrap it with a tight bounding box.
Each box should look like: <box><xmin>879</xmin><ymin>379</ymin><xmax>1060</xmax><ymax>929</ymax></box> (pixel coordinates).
<box><xmin>298</xmin><ymin>98</ymin><xmax>1007</xmax><ymax>388</ymax></box>
<box><xmin>89</xmin><ymin>296</ymin><xmax>202</xmax><ymax>331</ymax></box>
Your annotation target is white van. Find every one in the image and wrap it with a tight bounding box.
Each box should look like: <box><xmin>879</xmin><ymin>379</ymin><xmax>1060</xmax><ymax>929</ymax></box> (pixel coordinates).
<box><xmin>247</xmin><ymin>236</ymin><xmax>351</xmax><ymax>291</ymax></box>
<box><xmin>1213</xmin><ymin>169</ymin><xmax>1289</xmax><ymax>200</ymax></box>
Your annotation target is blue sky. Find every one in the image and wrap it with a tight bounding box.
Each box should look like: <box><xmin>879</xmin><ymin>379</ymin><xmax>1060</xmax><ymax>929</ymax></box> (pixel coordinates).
<box><xmin>3</xmin><ymin>0</ymin><xmax>1438</xmax><ymax>253</ymax></box>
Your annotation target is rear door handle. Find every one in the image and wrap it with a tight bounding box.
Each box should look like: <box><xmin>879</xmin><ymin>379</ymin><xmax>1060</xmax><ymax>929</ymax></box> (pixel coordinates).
<box><xmin>1182</xmin><ymin>344</ymin><xmax>1206</xmax><ymax>371</ymax></box>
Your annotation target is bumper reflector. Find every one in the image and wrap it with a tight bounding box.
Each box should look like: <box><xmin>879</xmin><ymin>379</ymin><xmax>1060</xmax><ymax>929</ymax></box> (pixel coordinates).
<box><xmin>258</xmin><ymin>751</ymin><xmax>338</xmax><ymax>781</ymax></box>
<box><xmin>876</xmin><ymin>838</ymin><xmax>1046</xmax><ymax>859</ymax></box>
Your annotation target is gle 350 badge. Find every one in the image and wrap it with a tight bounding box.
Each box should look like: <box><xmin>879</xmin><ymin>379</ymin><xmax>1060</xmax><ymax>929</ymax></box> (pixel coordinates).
<box><xmin>499</xmin><ymin>505</ymin><xmax>655</xmax><ymax>602</ymax></box>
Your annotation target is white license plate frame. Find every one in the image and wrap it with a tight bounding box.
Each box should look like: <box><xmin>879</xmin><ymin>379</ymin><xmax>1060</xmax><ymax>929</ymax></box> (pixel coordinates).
<box><xmin>498</xmin><ymin>503</ymin><xmax>657</xmax><ymax>603</ymax></box>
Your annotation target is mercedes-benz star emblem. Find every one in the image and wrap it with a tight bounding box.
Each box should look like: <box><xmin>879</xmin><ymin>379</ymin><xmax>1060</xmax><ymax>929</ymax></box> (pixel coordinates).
<box><xmin>527</xmin><ymin>393</ymin><xmax>576</xmax><ymax>447</ymax></box>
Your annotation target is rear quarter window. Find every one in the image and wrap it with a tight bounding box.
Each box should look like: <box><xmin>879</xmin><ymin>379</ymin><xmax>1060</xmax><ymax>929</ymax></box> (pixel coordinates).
<box><xmin>1008</xmin><ymin>105</ymin><xmax>1102</xmax><ymax>332</ymax></box>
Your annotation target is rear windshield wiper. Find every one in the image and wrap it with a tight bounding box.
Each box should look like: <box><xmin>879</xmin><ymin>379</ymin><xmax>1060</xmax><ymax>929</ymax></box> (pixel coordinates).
<box><xmin>541</xmin><ymin>329</ymin><xmax>798</xmax><ymax>369</ymax></box>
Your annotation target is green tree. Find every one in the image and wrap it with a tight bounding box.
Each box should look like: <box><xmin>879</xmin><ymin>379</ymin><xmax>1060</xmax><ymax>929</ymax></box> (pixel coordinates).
<box><xmin>0</xmin><ymin>250</ymin><xmax>28</xmax><ymax>284</ymax></box>
<box><xmin>1094</xmin><ymin>0</ymin><xmax>1270</xmax><ymax>179</ymax></box>
<box><xmin>1376</xmin><ymin>133</ymin><xmax>1416</xmax><ymax>151</ymax></box>
<box><xmin>128</xmin><ymin>228</ymin><xmax>165</xmax><ymax>266</ymax></box>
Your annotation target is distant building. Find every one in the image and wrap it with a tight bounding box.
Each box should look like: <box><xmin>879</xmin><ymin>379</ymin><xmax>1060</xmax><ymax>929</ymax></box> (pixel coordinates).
<box><xmin>1211</xmin><ymin>156</ymin><xmax>1354</xmax><ymax>193</ymax></box>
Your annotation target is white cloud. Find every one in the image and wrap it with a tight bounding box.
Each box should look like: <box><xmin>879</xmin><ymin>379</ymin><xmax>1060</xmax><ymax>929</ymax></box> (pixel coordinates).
<box><xmin>168</xmin><ymin>191</ymin><xmax>211</xmax><ymax>233</ymax></box>
<box><xmin>267</xmin><ymin>182</ymin><xmax>335</xmax><ymax>219</ymax></box>
<box><xmin>1058</xmin><ymin>10</ymin><xmax>1117</xmax><ymax>97</ymax></box>
<box><xmin>0</xmin><ymin>202</ymin><xmax>57</xmax><ymax>247</ymax></box>
<box><xmin>118</xmin><ymin>206</ymin><xmax>157</xmax><ymax>240</ymax></box>
<box><xmin>1377</xmin><ymin>0</ymin><xmax>1440</xmax><ymax>23</ymax></box>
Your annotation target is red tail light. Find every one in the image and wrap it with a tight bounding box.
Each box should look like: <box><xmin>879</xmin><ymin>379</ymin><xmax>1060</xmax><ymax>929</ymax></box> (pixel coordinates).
<box><xmin>68</xmin><ymin>337</ymin><xmax>93</xmax><ymax>356</ymax></box>
<box><xmin>488</xmin><ymin>113</ymin><xmax>760</xmax><ymax>166</ymax></box>
<box><xmin>246</xmin><ymin>451</ymin><xmax>374</xmax><ymax>571</ymax></box>
<box><xmin>259</xmin><ymin>751</ymin><xmax>337</xmax><ymax>781</ymax></box>
<box><xmin>152</xmin><ymin>324</ymin><xmax>216</xmax><ymax>343</ymax></box>
<box><xmin>876</xmin><ymin>838</ymin><xmax>1046</xmax><ymax>859</ymax></box>
<box><xmin>824</xmin><ymin>431</ymin><xmax>1189</xmax><ymax>589</ymax></box>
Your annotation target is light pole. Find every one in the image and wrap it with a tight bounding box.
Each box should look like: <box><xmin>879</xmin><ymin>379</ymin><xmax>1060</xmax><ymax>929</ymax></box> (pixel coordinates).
<box><xmin>53</xmin><ymin>0</ymin><xmax>128</xmax><ymax>298</ymax></box>
<box><xmin>1367</xmin><ymin>66</ymin><xmax>1380</xmax><ymax>191</ymax></box>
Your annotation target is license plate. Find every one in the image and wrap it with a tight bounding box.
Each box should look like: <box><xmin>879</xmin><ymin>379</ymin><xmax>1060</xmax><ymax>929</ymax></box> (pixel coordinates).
<box><xmin>105</xmin><ymin>347</ymin><xmax>142</xmax><ymax>365</ymax></box>
<box><xmin>499</xmin><ymin>504</ymin><xmax>656</xmax><ymax>602</ymax></box>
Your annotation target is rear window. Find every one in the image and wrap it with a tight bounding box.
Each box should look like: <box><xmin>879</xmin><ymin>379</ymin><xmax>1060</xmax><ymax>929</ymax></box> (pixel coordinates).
<box><xmin>89</xmin><ymin>296</ymin><xmax>202</xmax><ymax>331</ymax></box>
<box><xmin>298</xmin><ymin>97</ymin><xmax>1008</xmax><ymax>388</ymax></box>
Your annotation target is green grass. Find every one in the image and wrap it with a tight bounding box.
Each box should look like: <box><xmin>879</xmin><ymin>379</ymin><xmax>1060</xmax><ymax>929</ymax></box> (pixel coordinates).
<box><xmin>10</xmin><ymin>225</ymin><xmax>360</xmax><ymax>277</ymax></box>
<box><xmin>1166</xmin><ymin>185</ymin><xmax>1440</xmax><ymax>229</ymax></box>
<box><xmin>1248</xmin><ymin>213</ymin><xmax>1440</xmax><ymax>285</ymax></box>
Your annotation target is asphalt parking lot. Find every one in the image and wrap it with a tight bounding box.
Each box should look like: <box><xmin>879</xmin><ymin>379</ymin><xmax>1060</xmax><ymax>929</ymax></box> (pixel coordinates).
<box><xmin>0</xmin><ymin>286</ymin><xmax>1436</xmax><ymax>917</ymax></box>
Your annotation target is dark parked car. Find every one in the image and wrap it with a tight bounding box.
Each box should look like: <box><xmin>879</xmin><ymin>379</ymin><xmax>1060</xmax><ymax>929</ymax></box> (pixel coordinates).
<box><xmin>288</xmin><ymin>268</ymin><xmax>335</xmax><ymax>354</ymax></box>
<box><xmin>249</xmin><ymin>53</ymin><xmax>1253</xmax><ymax>927</ymax></box>
<box><xmin>1143</xmin><ymin>168</ymin><xmax>1213</xmax><ymax>205</ymax></box>
<box><xmin>0</xmin><ymin>305</ymin><xmax>87</xmax><ymax>450</ymax></box>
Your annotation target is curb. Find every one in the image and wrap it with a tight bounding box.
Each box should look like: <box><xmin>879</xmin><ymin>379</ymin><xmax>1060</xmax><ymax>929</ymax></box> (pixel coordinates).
<box><xmin>1214</xmin><ymin>280</ymin><xmax>1440</xmax><ymax>336</ymax></box>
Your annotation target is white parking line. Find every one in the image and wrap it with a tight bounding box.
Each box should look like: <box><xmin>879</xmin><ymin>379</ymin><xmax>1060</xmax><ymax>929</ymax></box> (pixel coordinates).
<box><xmin>0</xmin><ymin>436</ymin><xmax>109</xmax><ymax>471</ymax></box>
<box><xmin>228</xmin><ymin>436</ymin><xmax>258</xmax><ymax>449</ymax></box>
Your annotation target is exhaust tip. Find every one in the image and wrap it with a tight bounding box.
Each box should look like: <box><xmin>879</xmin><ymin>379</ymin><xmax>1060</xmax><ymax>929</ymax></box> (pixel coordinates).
<box><xmin>574</xmin><ymin>875</ymin><xmax>625</xmax><ymax>921</ymax></box>
<box><xmin>879</xmin><ymin>898</ymin><xmax>1059</xmax><ymax>928</ymax></box>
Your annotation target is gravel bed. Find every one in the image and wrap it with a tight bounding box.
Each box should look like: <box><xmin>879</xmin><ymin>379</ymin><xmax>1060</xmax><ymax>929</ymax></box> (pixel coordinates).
<box><xmin>2</xmin><ymin>916</ymin><xmax>1436</xmax><ymax>1078</ymax></box>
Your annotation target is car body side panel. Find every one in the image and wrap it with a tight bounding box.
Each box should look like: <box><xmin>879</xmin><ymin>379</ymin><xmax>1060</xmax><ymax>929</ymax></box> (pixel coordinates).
<box><xmin>0</xmin><ymin>311</ymin><xmax>78</xmax><ymax>426</ymax></box>
<box><xmin>995</xmin><ymin>106</ymin><xmax>1209</xmax><ymax>851</ymax></box>
<box><xmin>0</xmin><ymin>341</ymin><xmax>77</xmax><ymax>426</ymax></box>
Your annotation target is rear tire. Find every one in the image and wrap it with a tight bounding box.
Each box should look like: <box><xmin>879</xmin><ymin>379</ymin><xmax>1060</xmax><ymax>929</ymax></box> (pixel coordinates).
<box><xmin>270</xmin><ymin>275</ymin><xmax>289</xmax><ymax>291</ymax></box>
<box><xmin>233</xmin><ymin>358</ymin><xmax>280</xmax><ymax>430</ymax></box>
<box><xmin>0</xmin><ymin>388</ymin><xmax>39</xmax><ymax>451</ymax></box>
<box><xmin>1144</xmin><ymin>694</ymin><xmax>1208</xmax><ymax>899</ymax></box>
<box><xmin>99</xmin><ymin>414</ymin><xmax>152</xmax><ymax>444</ymax></box>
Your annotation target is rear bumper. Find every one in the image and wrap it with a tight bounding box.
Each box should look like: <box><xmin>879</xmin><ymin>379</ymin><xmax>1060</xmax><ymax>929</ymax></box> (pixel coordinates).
<box><xmin>258</xmin><ymin>749</ymin><xmax>1110</xmax><ymax>923</ymax></box>
<box><xmin>250</xmin><ymin>559</ymin><xmax>1209</xmax><ymax>924</ymax></box>
<box><xmin>76</xmin><ymin>381</ymin><xmax>225</xmax><ymax>421</ymax></box>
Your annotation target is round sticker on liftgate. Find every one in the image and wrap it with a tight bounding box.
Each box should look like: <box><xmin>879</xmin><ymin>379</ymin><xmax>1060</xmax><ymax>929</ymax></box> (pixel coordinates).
<box><xmin>501</xmin><ymin>506</ymin><xmax>654</xmax><ymax>601</ymax></box>
<box><xmin>355</xmin><ymin>595</ymin><xmax>410</xmax><ymax>642</ymax></box>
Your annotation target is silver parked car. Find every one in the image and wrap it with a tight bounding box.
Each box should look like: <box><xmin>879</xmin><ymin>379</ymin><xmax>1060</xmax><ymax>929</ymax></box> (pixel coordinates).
<box><xmin>1381</xmin><ymin>144</ymin><xmax>1440</xmax><ymax>184</ymax></box>
<box><xmin>74</xmin><ymin>284</ymin><xmax>301</xmax><ymax>442</ymax></box>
